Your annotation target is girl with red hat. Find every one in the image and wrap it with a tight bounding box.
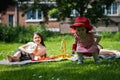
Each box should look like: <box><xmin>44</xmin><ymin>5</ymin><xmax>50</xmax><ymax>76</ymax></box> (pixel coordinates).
<box><xmin>70</xmin><ymin>16</ymin><xmax>100</xmax><ymax>64</ymax></box>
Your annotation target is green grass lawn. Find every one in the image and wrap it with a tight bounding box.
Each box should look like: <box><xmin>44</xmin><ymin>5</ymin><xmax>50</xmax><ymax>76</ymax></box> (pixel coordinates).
<box><xmin>0</xmin><ymin>34</ymin><xmax>120</xmax><ymax>80</ymax></box>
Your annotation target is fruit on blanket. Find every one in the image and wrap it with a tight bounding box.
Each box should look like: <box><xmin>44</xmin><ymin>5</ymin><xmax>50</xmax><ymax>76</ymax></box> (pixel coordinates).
<box><xmin>33</xmin><ymin>54</ymin><xmax>72</xmax><ymax>61</ymax></box>
<box><xmin>33</xmin><ymin>56</ymin><xmax>55</xmax><ymax>61</ymax></box>
<box><xmin>39</xmin><ymin>57</ymin><xmax>46</xmax><ymax>60</ymax></box>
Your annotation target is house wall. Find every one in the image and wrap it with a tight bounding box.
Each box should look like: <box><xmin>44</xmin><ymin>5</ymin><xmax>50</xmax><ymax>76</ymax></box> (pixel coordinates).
<box><xmin>45</xmin><ymin>21</ymin><xmax>60</xmax><ymax>28</ymax></box>
<box><xmin>60</xmin><ymin>23</ymin><xmax>120</xmax><ymax>34</ymax></box>
<box><xmin>1</xmin><ymin>1</ymin><xmax>120</xmax><ymax>33</ymax></box>
<box><xmin>0</xmin><ymin>6</ymin><xmax>60</xmax><ymax>28</ymax></box>
<box><xmin>18</xmin><ymin>10</ymin><xmax>26</xmax><ymax>26</ymax></box>
<box><xmin>59</xmin><ymin>22</ymin><xmax>71</xmax><ymax>34</ymax></box>
<box><xmin>1</xmin><ymin>7</ymin><xmax>16</xmax><ymax>26</ymax></box>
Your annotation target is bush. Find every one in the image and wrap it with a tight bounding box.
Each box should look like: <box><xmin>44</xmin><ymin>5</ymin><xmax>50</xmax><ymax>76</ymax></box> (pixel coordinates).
<box><xmin>100</xmin><ymin>32</ymin><xmax>113</xmax><ymax>39</ymax></box>
<box><xmin>33</xmin><ymin>25</ymin><xmax>53</xmax><ymax>40</ymax></box>
<box><xmin>1</xmin><ymin>24</ymin><xmax>119</xmax><ymax>43</ymax></box>
<box><xmin>0</xmin><ymin>25</ymin><xmax>18</xmax><ymax>42</ymax></box>
<box><xmin>0</xmin><ymin>24</ymin><xmax>55</xmax><ymax>43</ymax></box>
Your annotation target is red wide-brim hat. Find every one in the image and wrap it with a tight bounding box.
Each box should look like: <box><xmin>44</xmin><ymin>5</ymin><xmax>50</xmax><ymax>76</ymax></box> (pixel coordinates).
<box><xmin>70</xmin><ymin>17</ymin><xmax>93</xmax><ymax>33</ymax></box>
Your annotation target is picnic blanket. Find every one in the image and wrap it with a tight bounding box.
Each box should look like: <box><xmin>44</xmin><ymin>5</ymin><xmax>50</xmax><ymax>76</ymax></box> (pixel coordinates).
<box><xmin>0</xmin><ymin>59</ymin><xmax>62</xmax><ymax>65</ymax></box>
<box><xmin>68</xmin><ymin>50</ymin><xmax>120</xmax><ymax>61</ymax></box>
<box><xmin>0</xmin><ymin>53</ymin><xmax>120</xmax><ymax>65</ymax></box>
<box><xmin>99</xmin><ymin>49</ymin><xmax>120</xmax><ymax>59</ymax></box>
<box><xmin>1</xmin><ymin>49</ymin><xmax>120</xmax><ymax>65</ymax></box>
<box><xmin>0</xmin><ymin>53</ymin><xmax>72</xmax><ymax>66</ymax></box>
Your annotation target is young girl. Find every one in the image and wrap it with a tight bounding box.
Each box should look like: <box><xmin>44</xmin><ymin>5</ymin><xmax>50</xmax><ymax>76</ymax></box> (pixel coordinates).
<box><xmin>70</xmin><ymin>16</ymin><xmax>100</xmax><ymax>64</ymax></box>
<box><xmin>7</xmin><ymin>32</ymin><xmax>46</xmax><ymax>62</ymax></box>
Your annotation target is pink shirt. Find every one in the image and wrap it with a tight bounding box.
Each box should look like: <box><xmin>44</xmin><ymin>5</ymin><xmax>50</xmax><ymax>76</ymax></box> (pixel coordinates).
<box><xmin>74</xmin><ymin>33</ymin><xmax>99</xmax><ymax>53</ymax></box>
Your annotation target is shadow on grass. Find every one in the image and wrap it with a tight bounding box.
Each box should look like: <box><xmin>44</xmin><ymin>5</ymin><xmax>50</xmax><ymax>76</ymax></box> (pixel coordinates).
<box><xmin>0</xmin><ymin>59</ymin><xmax>120</xmax><ymax>80</ymax></box>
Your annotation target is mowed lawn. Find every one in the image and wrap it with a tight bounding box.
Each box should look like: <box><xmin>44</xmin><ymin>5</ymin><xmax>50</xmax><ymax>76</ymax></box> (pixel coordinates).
<box><xmin>0</xmin><ymin>34</ymin><xmax>120</xmax><ymax>80</ymax></box>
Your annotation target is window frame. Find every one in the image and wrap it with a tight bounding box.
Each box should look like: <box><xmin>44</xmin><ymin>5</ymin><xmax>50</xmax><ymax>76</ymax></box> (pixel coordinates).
<box><xmin>49</xmin><ymin>15</ymin><xmax>57</xmax><ymax>21</ymax></box>
<box><xmin>104</xmin><ymin>2</ymin><xmax>118</xmax><ymax>16</ymax></box>
<box><xmin>70</xmin><ymin>9</ymin><xmax>79</xmax><ymax>17</ymax></box>
<box><xmin>25</xmin><ymin>9</ymin><xmax>44</xmax><ymax>22</ymax></box>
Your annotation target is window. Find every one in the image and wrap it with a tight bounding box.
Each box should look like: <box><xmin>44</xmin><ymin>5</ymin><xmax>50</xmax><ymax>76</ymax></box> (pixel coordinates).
<box><xmin>104</xmin><ymin>2</ymin><xmax>118</xmax><ymax>16</ymax></box>
<box><xmin>26</xmin><ymin>9</ymin><xmax>43</xmax><ymax>22</ymax></box>
<box><xmin>8</xmin><ymin>14</ymin><xmax>14</xmax><ymax>26</ymax></box>
<box><xmin>70</xmin><ymin>9</ymin><xmax>79</xmax><ymax>17</ymax></box>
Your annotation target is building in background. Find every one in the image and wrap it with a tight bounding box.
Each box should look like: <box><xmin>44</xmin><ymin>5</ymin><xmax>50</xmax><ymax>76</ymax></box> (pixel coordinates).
<box><xmin>0</xmin><ymin>1</ymin><xmax>120</xmax><ymax>33</ymax></box>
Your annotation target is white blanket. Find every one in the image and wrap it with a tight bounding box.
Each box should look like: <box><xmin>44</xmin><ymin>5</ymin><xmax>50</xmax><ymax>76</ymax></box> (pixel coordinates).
<box><xmin>0</xmin><ymin>59</ymin><xmax>62</xmax><ymax>65</ymax></box>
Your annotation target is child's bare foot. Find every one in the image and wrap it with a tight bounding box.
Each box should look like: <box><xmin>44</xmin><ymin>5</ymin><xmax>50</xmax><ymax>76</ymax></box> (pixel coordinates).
<box><xmin>7</xmin><ymin>55</ymin><xmax>20</xmax><ymax>62</ymax></box>
<box><xmin>7</xmin><ymin>55</ymin><xmax>13</xmax><ymax>62</ymax></box>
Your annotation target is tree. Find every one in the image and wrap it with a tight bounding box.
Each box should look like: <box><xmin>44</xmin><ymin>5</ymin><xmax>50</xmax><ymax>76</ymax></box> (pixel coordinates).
<box><xmin>0</xmin><ymin>0</ymin><xmax>16</xmax><ymax>13</ymax></box>
<box><xmin>54</xmin><ymin>0</ymin><xmax>116</xmax><ymax>25</ymax></box>
<box><xmin>6</xmin><ymin>0</ymin><xmax>115</xmax><ymax>25</ymax></box>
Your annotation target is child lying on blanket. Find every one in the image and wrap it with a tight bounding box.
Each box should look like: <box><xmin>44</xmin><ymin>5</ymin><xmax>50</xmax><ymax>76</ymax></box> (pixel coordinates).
<box><xmin>7</xmin><ymin>32</ymin><xmax>47</xmax><ymax>62</ymax></box>
<box><xmin>99</xmin><ymin>49</ymin><xmax>120</xmax><ymax>58</ymax></box>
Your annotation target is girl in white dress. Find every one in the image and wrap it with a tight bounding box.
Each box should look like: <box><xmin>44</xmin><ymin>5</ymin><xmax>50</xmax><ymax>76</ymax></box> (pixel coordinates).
<box><xmin>7</xmin><ymin>32</ymin><xmax>46</xmax><ymax>62</ymax></box>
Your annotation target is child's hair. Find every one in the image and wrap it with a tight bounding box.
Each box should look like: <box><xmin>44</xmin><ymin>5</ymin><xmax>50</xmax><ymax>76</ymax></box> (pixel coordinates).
<box><xmin>33</xmin><ymin>32</ymin><xmax>46</xmax><ymax>47</ymax></box>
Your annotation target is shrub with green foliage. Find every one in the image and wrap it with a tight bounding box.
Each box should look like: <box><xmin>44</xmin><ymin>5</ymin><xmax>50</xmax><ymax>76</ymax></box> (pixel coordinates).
<box><xmin>0</xmin><ymin>25</ymin><xmax>18</xmax><ymax>42</ymax></box>
<box><xmin>100</xmin><ymin>32</ymin><xmax>113</xmax><ymax>39</ymax></box>
<box><xmin>0</xmin><ymin>24</ymin><xmax>120</xmax><ymax>43</ymax></box>
<box><xmin>0</xmin><ymin>24</ymin><xmax>54</xmax><ymax>43</ymax></box>
<box><xmin>33</xmin><ymin>24</ymin><xmax>54</xmax><ymax>40</ymax></box>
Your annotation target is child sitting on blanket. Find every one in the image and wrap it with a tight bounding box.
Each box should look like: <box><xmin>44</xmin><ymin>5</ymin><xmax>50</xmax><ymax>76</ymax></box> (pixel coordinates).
<box><xmin>70</xmin><ymin>16</ymin><xmax>100</xmax><ymax>64</ymax></box>
<box><xmin>7</xmin><ymin>32</ymin><xmax>47</xmax><ymax>62</ymax></box>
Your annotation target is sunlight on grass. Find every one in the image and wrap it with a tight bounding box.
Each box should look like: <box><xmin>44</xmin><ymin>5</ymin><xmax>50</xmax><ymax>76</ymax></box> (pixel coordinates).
<box><xmin>0</xmin><ymin>41</ymin><xmax>22</xmax><ymax>52</ymax></box>
<box><xmin>0</xmin><ymin>34</ymin><xmax>120</xmax><ymax>80</ymax></box>
<box><xmin>100</xmin><ymin>40</ymin><xmax>120</xmax><ymax>51</ymax></box>
<box><xmin>45</xmin><ymin>35</ymin><xmax>74</xmax><ymax>55</ymax></box>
